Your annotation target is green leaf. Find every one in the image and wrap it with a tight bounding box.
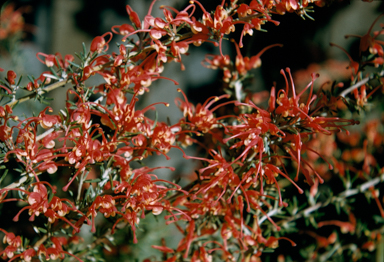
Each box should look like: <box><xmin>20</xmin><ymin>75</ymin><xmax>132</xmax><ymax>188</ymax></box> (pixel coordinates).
<box><xmin>373</xmin><ymin>215</ymin><xmax>384</xmax><ymax>224</ymax></box>
<box><xmin>55</xmin><ymin>57</ymin><xmax>62</xmax><ymax>70</ymax></box>
<box><xmin>67</xmin><ymin>60</ymin><xmax>80</xmax><ymax>68</ymax></box>
<box><xmin>85</xmin><ymin>178</ymin><xmax>101</xmax><ymax>183</ymax></box>
<box><xmin>48</xmin><ymin>188</ymin><xmax>54</xmax><ymax>203</ymax></box>
<box><xmin>16</xmin><ymin>75</ymin><xmax>23</xmax><ymax>86</ymax></box>
<box><xmin>49</xmin><ymin>67</ymin><xmax>59</xmax><ymax>77</ymax></box>
<box><xmin>82</xmin><ymin>42</ymin><xmax>87</xmax><ymax>57</ymax></box>
<box><xmin>92</xmin><ymin>133</ymin><xmax>102</xmax><ymax>140</ymax></box>
<box><xmin>84</xmin><ymin>185</ymin><xmax>94</xmax><ymax>202</ymax></box>
<box><xmin>27</xmin><ymin>75</ymin><xmax>35</xmax><ymax>83</ymax></box>
<box><xmin>41</xmin><ymin>100</ymin><xmax>51</xmax><ymax>106</ymax></box>
<box><xmin>262</xmin><ymin>248</ymin><xmax>276</xmax><ymax>253</ymax></box>
<box><xmin>74</xmin><ymin>52</ymin><xmax>82</xmax><ymax>61</ymax></box>
<box><xmin>0</xmin><ymin>169</ymin><xmax>8</xmax><ymax>184</ymax></box>
<box><xmin>38</xmin><ymin>227</ymin><xmax>47</xmax><ymax>233</ymax></box>
<box><xmin>335</xmin><ymin>202</ymin><xmax>341</xmax><ymax>215</ymax></box>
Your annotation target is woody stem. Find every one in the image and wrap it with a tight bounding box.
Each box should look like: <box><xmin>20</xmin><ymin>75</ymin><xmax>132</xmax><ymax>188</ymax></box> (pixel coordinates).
<box><xmin>339</xmin><ymin>69</ymin><xmax>384</xmax><ymax>98</ymax></box>
<box><xmin>259</xmin><ymin>171</ymin><xmax>384</xmax><ymax>226</ymax></box>
<box><xmin>5</xmin><ymin>79</ymin><xmax>69</xmax><ymax>108</ymax></box>
<box><xmin>3</xmin><ymin>30</ymin><xmax>197</xmax><ymax>108</ymax></box>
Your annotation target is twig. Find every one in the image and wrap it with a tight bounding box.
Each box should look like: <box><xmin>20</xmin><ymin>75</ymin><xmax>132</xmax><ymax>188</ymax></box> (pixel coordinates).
<box><xmin>259</xmin><ymin>172</ymin><xmax>384</xmax><ymax>226</ymax></box>
<box><xmin>258</xmin><ymin>205</ymin><xmax>282</xmax><ymax>225</ymax></box>
<box><xmin>339</xmin><ymin>70</ymin><xmax>384</xmax><ymax>98</ymax></box>
<box><xmin>5</xmin><ymin>79</ymin><xmax>69</xmax><ymax>108</ymax></box>
<box><xmin>3</xmin><ymin>175</ymin><xmax>28</xmax><ymax>189</ymax></box>
<box><xmin>36</xmin><ymin>128</ymin><xmax>55</xmax><ymax>141</ymax></box>
<box><xmin>34</xmin><ymin>234</ymin><xmax>48</xmax><ymax>249</ymax></box>
<box><xmin>318</xmin><ymin>242</ymin><xmax>341</xmax><ymax>262</ymax></box>
<box><xmin>2</xmin><ymin>30</ymin><xmax>197</xmax><ymax>109</ymax></box>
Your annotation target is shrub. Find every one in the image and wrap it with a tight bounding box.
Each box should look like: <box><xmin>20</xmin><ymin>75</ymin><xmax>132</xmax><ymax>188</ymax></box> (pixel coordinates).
<box><xmin>0</xmin><ymin>1</ymin><xmax>383</xmax><ymax>261</ymax></box>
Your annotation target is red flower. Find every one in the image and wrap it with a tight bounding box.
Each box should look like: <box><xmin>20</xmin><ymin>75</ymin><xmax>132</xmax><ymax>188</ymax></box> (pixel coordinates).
<box><xmin>38</xmin><ymin>107</ymin><xmax>61</xmax><ymax>129</ymax></box>
<box><xmin>90</xmin><ymin>32</ymin><xmax>113</xmax><ymax>54</ymax></box>
<box><xmin>175</xmin><ymin>88</ymin><xmax>230</xmax><ymax>133</ymax></box>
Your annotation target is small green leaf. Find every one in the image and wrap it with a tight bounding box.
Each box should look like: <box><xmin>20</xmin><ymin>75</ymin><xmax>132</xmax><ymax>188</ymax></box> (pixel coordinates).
<box><xmin>0</xmin><ymin>169</ymin><xmax>8</xmax><ymax>184</ymax></box>
<box><xmin>85</xmin><ymin>185</ymin><xmax>94</xmax><ymax>202</ymax></box>
<box><xmin>67</xmin><ymin>60</ymin><xmax>80</xmax><ymax>68</ymax></box>
<box><xmin>82</xmin><ymin>43</ymin><xmax>87</xmax><ymax>56</ymax></box>
<box><xmin>27</xmin><ymin>75</ymin><xmax>35</xmax><ymax>83</ymax></box>
<box><xmin>38</xmin><ymin>227</ymin><xmax>47</xmax><ymax>233</ymax></box>
<box><xmin>373</xmin><ymin>215</ymin><xmax>384</xmax><ymax>224</ymax></box>
<box><xmin>85</xmin><ymin>178</ymin><xmax>101</xmax><ymax>183</ymax></box>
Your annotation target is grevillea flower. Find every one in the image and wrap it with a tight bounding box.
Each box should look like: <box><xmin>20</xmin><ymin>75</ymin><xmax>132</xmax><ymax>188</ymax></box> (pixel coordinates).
<box><xmin>175</xmin><ymin>88</ymin><xmax>231</xmax><ymax>133</ymax></box>
<box><xmin>345</xmin><ymin>14</ymin><xmax>384</xmax><ymax>56</ymax></box>
<box><xmin>6</xmin><ymin>70</ymin><xmax>16</xmax><ymax>85</ymax></box>
<box><xmin>38</xmin><ymin>107</ymin><xmax>61</xmax><ymax>129</ymax></box>
<box><xmin>190</xmin><ymin>0</ymin><xmax>234</xmax><ymax>57</ymax></box>
<box><xmin>90</xmin><ymin>32</ymin><xmax>113</xmax><ymax>54</ymax></box>
<box><xmin>36</xmin><ymin>52</ymin><xmax>75</xmax><ymax>69</ymax></box>
<box><xmin>233</xmin><ymin>41</ymin><xmax>283</xmax><ymax>76</ymax></box>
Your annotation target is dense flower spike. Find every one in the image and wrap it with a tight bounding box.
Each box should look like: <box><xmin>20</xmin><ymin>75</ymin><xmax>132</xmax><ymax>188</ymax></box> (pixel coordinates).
<box><xmin>0</xmin><ymin>1</ymin><xmax>383</xmax><ymax>261</ymax></box>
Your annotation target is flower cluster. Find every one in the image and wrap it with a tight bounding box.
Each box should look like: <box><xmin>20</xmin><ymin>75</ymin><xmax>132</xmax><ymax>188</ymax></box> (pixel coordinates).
<box><xmin>0</xmin><ymin>0</ymin><xmax>384</xmax><ymax>261</ymax></box>
<box><xmin>0</xmin><ymin>4</ymin><xmax>25</xmax><ymax>41</ymax></box>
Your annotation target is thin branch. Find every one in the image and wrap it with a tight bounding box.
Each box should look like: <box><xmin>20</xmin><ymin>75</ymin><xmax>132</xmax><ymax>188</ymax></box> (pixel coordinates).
<box><xmin>3</xmin><ymin>175</ymin><xmax>28</xmax><ymax>189</ymax></box>
<box><xmin>259</xmin><ymin>172</ymin><xmax>384</xmax><ymax>226</ymax></box>
<box><xmin>36</xmin><ymin>128</ymin><xmax>55</xmax><ymax>141</ymax></box>
<box><xmin>34</xmin><ymin>234</ymin><xmax>48</xmax><ymax>249</ymax></box>
<box><xmin>3</xmin><ymin>30</ymin><xmax>197</xmax><ymax>108</ymax></box>
<box><xmin>4</xmin><ymin>171</ymin><xmax>43</xmax><ymax>189</ymax></box>
<box><xmin>318</xmin><ymin>242</ymin><xmax>341</xmax><ymax>262</ymax></box>
<box><xmin>5</xmin><ymin>79</ymin><xmax>69</xmax><ymax>108</ymax></box>
<box><xmin>258</xmin><ymin>205</ymin><xmax>282</xmax><ymax>225</ymax></box>
<box><xmin>339</xmin><ymin>70</ymin><xmax>384</xmax><ymax>98</ymax></box>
